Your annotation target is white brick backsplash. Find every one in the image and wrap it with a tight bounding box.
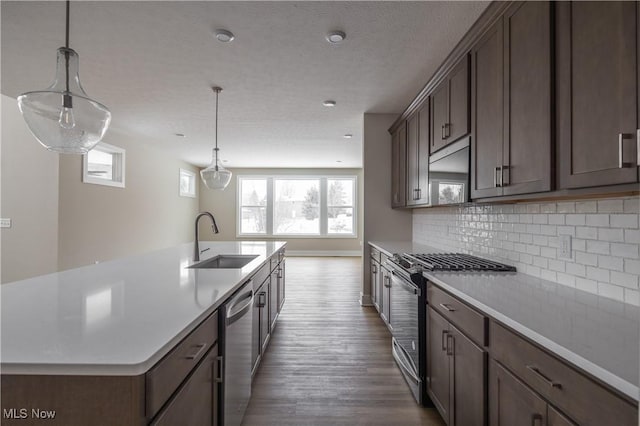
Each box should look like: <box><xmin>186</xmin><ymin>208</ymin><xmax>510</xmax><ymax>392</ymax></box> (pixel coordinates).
<box><xmin>598</xmin><ymin>228</ymin><xmax>624</xmax><ymax>242</ymax></box>
<box><xmin>413</xmin><ymin>196</ymin><xmax>639</xmax><ymax>305</ymax></box>
<box><xmin>597</xmin><ymin>199</ymin><xmax>624</xmax><ymax>213</ymax></box>
<box><xmin>610</xmin><ymin>214</ymin><xmax>639</xmax><ymax>229</ymax></box>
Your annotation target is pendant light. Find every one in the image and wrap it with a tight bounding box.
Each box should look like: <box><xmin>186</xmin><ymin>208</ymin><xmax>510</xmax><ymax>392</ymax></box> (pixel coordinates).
<box><xmin>17</xmin><ymin>0</ymin><xmax>111</xmax><ymax>154</ymax></box>
<box><xmin>201</xmin><ymin>87</ymin><xmax>232</xmax><ymax>190</ymax></box>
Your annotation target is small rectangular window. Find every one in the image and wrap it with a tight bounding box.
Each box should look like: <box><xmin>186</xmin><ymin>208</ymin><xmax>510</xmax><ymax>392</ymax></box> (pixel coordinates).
<box><xmin>239</xmin><ymin>178</ymin><xmax>268</xmax><ymax>234</ymax></box>
<box><xmin>179</xmin><ymin>169</ymin><xmax>196</xmax><ymax>198</ymax></box>
<box><xmin>327</xmin><ymin>178</ymin><xmax>355</xmax><ymax>235</ymax></box>
<box><xmin>82</xmin><ymin>142</ymin><xmax>125</xmax><ymax>188</ymax></box>
<box><xmin>274</xmin><ymin>178</ymin><xmax>320</xmax><ymax>235</ymax></box>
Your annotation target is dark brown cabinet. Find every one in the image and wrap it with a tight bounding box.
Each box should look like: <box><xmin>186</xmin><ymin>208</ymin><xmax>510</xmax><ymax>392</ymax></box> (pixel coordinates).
<box><xmin>406</xmin><ymin>104</ymin><xmax>430</xmax><ymax>206</ymax></box>
<box><xmin>391</xmin><ymin>124</ymin><xmax>407</xmax><ymax>208</ymax></box>
<box><xmin>472</xmin><ymin>1</ymin><xmax>552</xmax><ymax>199</ymax></box>
<box><xmin>370</xmin><ymin>257</ymin><xmax>381</xmax><ymax>312</ymax></box>
<box><xmin>427</xmin><ymin>305</ymin><xmax>485</xmax><ymax>426</ymax></box>
<box><xmin>277</xmin><ymin>260</ymin><xmax>285</xmax><ymax>312</ymax></box>
<box><xmin>489</xmin><ymin>360</ymin><xmax>547</xmax><ymax>426</ymax></box>
<box><xmin>252</xmin><ymin>278</ymin><xmax>270</xmax><ymax>375</ymax></box>
<box><xmin>380</xmin><ymin>266</ymin><xmax>391</xmax><ymax>329</ymax></box>
<box><xmin>269</xmin><ymin>269</ymin><xmax>278</xmax><ymax>330</ymax></box>
<box><xmin>556</xmin><ymin>1</ymin><xmax>639</xmax><ymax>189</ymax></box>
<box><xmin>152</xmin><ymin>344</ymin><xmax>219</xmax><ymax>426</ymax></box>
<box><xmin>431</xmin><ymin>56</ymin><xmax>470</xmax><ymax>153</ymax></box>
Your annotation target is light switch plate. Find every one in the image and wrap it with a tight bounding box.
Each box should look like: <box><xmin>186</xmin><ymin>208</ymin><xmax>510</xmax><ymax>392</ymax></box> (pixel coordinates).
<box><xmin>559</xmin><ymin>235</ymin><xmax>572</xmax><ymax>259</ymax></box>
<box><xmin>0</xmin><ymin>218</ymin><xmax>11</xmax><ymax>228</ymax></box>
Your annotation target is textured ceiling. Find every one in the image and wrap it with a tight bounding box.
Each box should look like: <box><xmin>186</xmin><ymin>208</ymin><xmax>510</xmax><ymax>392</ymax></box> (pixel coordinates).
<box><xmin>1</xmin><ymin>1</ymin><xmax>489</xmax><ymax>168</ymax></box>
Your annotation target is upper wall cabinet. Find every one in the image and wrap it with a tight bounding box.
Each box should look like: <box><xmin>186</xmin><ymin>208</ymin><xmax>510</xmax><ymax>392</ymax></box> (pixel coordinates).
<box><xmin>471</xmin><ymin>1</ymin><xmax>552</xmax><ymax>199</ymax></box>
<box><xmin>406</xmin><ymin>103</ymin><xmax>430</xmax><ymax>206</ymax></box>
<box><xmin>391</xmin><ymin>124</ymin><xmax>407</xmax><ymax>208</ymax></box>
<box><xmin>556</xmin><ymin>1</ymin><xmax>639</xmax><ymax>189</ymax></box>
<box><xmin>431</xmin><ymin>56</ymin><xmax>470</xmax><ymax>154</ymax></box>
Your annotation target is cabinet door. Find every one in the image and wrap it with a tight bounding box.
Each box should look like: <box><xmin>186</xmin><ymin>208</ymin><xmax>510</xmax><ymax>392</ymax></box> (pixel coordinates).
<box><xmin>406</xmin><ymin>106</ymin><xmax>430</xmax><ymax>206</ymax></box>
<box><xmin>489</xmin><ymin>360</ymin><xmax>546</xmax><ymax>426</ymax></box>
<box><xmin>277</xmin><ymin>261</ymin><xmax>285</xmax><ymax>312</ymax></box>
<box><xmin>431</xmin><ymin>80</ymin><xmax>450</xmax><ymax>153</ymax></box>
<box><xmin>269</xmin><ymin>270</ymin><xmax>278</xmax><ymax>330</ymax></box>
<box><xmin>258</xmin><ymin>282</ymin><xmax>270</xmax><ymax>355</ymax></box>
<box><xmin>503</xmin><ymin>1</ymin><xmax>552</xmax><ymax>195</ymax></box>
<box><xmin>152</xmin><ymin>344</ymin><xmax>217</xmax><ymax>426</ymax></box>
<box><xmin>450</xmin><ymin>325</ymin><xmax>485</xmax><ymax>426</ymax></box>
<box><xmin>370</xmin><ymin>260</ymin><xmax>379</xmax><ymax>311</ymax></box>
<box><xmin>548</xmin><ymin>405</ymin><xmax>577</xmax><ymax>426</ymax></box>
<box><xmin>391</xmin><ymin>125</ymin><xmax>408</xmax><ymax>208</ymax></box>
<box><xmin>381</xmin><ymin>268</ymin><xmax>391</xmax><ymax>327</ymax></box>
<box><xmin>471</xmin><ymin>19</ymin><xmax>504</xmax><ymax>199</ymax></box>
<box><xmin>427</xmin><ymin>306</ymin><xmax>451</xmax><ymax>424</ymax></box>
<box><xmin>251</xmin><ymin>286</ymin><xmax>261</xmax><ymax>374</ymax></box>
<box><xmin>557</xmin><ymin>1</ymin><xmax>638</xmax><ymax>188</ymax></box>
<box><xmin>448</xmin><ymin>56</ymin><xmax>470</xmax><ymax>143</ymax></box>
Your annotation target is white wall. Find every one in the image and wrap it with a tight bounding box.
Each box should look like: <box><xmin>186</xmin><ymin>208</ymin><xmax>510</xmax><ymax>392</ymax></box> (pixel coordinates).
<box><xmin>58</xmin><ymin>132</ymin><xmax>200</xmax><ymax>270</ymax></box>
<box><xmin>361</xmin><ymin>113</ymin><xmax>413</xmax><ymax>305</ymax></box>
<box><xmin>1</xmin><ymin>95</ymin><xmax>59</xmax><ymax>283</ymax></box>
<box><xmin>413</xmin><ymin>196</ymin><xmax>640</xmax><ymax>305</ymax></box>
<box><xmin>198</xmin><ymin>167</ymin><xmax>363</xmax><ymax>254</ymax></box>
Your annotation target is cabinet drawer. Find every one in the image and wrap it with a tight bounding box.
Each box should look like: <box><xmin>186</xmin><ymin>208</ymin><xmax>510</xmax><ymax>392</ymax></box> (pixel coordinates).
<box><xmin>146</xmin><ymin>312</ymin><xmax>219</xmax><ymax>419</ymax></box>
<box><xmin>151</xmin><ymin>344</ymin><xmax>218</xmax><ymax>426</ymax></box>
<box><xmin>252</xmin><ymin>262</ymin><xmax>270</xmax><ymax>291</ymax></box>
<box><xmin>427</xmin><ymin>283</ymin><xmax>487</xmax><ymax>346</ymax></box>
<box><xmin>370</xmin><ymin>246</ymin><xmax>381</xmax><ymax>263</ymax></box>
<box><xmin>490</xmin><ymin>321</ymin><xmax>637</xmax><ymax>426</ymax></box>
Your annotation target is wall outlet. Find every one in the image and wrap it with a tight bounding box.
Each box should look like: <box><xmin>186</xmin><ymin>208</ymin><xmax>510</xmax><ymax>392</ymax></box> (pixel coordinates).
<box><xmin>559</xmin><ymin>235</ymin><xmax>572</xmax><ymax>259</ymax></box>
<box><xmin>0</xmin><ymin>218</ymin><xmax>11</xmax><ymax>228</ymax></box>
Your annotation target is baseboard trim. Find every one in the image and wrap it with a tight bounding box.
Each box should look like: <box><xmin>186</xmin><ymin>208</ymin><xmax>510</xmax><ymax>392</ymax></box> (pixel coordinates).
<box><xmin>359</xmin><ymin>293</ymin><xmax>373</xmax><ymax>307</ymax></box>
<box><xmin>287</xmin><ymin>250</ymin><xmax>362</xmax><ymax>257</ymax></box>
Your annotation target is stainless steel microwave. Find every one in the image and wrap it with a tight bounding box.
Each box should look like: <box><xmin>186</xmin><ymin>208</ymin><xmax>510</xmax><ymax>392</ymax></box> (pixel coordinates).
<box><xmin>427</xmin><ymin>136</ymin><xmax>470</xmax><ymax>206</ymax></box>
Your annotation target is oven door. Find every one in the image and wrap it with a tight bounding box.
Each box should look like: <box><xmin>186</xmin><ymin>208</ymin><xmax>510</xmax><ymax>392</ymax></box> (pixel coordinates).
<box><xmin>389</xmin><ymin>268</ymin><xmax>421</xmax><ymax>377</ymax></box>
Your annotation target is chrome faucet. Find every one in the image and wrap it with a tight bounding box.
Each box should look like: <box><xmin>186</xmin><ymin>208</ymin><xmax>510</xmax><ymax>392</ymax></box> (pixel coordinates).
<box><xmin>194</xmin><ymin>212</ymin><xmax>219</xmax><ymax>261</ymax></box>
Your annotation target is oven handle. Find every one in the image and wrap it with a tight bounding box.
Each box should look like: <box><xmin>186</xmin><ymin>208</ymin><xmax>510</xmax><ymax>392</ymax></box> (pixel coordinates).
<box><xmin>390</xmin><ymin>270</ymin><xmax>421</xmax><ymax>296</ymax></box>
<box><xmin>392</xmin><ymin>338</ymin><xmax>420</xmax><ymax>383</ymax></box>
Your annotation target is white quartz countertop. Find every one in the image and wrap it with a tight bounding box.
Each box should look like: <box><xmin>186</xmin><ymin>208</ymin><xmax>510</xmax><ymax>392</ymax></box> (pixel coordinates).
<box><xmin>1</xmin><ymin>241</ymin><xmax>285</xmax><ymax>376</ymax></box>
<box><xmin>368</xmin><ymin>240</ymin><xmax>639</xmax><ymax>401</ymax></box>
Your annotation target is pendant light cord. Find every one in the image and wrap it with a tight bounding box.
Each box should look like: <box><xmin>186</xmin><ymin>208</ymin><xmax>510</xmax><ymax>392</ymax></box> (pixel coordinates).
<box><xmin>64</xmin><ymin>0</ymin><xmax>71</xmax><ymax>102</ymax></box>
<box><xmin>214</xmin><ymin>88</ymin><xmax>219</xmax><ymax>169</ymax></box>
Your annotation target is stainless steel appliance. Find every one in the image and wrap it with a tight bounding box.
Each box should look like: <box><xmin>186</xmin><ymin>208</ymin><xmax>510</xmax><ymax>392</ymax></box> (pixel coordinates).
<box><xmin>427</xmin><ymin>137</ymin><xmax>470</xmax><ymax>206</ymax></box>
<box><xmin>222</xmin><ymin>281</ymin><xmax>253</xmax><ymax>426</ymax></box>
<box><xmin>385</xmin><ymin>252</ymin><xmax>515</xmax><ymax>405</ymax></box>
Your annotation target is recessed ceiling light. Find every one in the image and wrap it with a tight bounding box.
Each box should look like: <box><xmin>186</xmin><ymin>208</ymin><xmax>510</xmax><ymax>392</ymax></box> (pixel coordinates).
<box><xmin>323</xmin><ymin>100</ymin><xmax>336</xmax><ymax>107</ymax></box>
<box><xmin>215</xmin><ymin>29</ymin><xmax>235</xmax><ymax>43</ymax></box>
<box><xmin>343</xmin><ymin>134</ymin><xmax>353</xmax><ymax>139</ymax></box>
<box><xmin>175</xmin><ymin>133</ymin><xmax>186</xmax><ymax>137</ymax></box>
<box><xmin>336</xmin><ymin>160</ymin><xmax>343</xmax><ymax>163</ymax></box>
<box><xmin>326</xmin><ymin>31</ymin><xmax>346</xmax><ymax>44</ymax></box>
<box><xmin>222</xmin><ymin>160</ymin><xmax>229</xmax><ymax>163</ymax></box>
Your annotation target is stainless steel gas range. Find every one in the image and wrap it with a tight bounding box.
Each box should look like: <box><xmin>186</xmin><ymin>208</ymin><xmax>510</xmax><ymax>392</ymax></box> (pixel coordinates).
<box><xmin>384</xmin><ymin>252</ymin><xmax>516</xmax><ymax>405</ymax></box>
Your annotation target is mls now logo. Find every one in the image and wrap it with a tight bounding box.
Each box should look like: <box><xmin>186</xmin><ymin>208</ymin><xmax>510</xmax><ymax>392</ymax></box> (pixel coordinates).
<box><xmin>3</xmin><ymin>408</ymin><xmax>56</xmax><ymax>419</ymax></box>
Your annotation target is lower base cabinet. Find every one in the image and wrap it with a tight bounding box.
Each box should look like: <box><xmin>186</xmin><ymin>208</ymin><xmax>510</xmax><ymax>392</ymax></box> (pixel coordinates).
<box><xmin>427</xmin><ymin>305</ymin><xmax>486</xmax><ymax>426</ymax></box>
<box><xmin>152</xmin><ymin>344</ymin><xmax>219</xmax><ymax>426</ymax></box>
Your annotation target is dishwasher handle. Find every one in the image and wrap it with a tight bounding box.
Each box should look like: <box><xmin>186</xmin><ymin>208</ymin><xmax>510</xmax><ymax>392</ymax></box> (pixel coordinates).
<box><xmin>226</xmin><ymin>283</ymin><xmax>253</xmax><ymax>326</ymax></box>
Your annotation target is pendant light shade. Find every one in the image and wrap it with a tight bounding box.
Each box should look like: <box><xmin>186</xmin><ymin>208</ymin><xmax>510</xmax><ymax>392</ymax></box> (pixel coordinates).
<box><xmin>201</xmin><ymin>87</ymin><xmax>232</xmax><ymax>190</ymax></box>
<box><xmin>17</xmin><ymin>1</ymin><xmax>111</xmax><ymax>154</ymax></box>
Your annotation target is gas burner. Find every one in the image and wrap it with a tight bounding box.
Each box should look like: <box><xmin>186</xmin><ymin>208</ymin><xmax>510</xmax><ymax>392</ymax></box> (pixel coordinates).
<box><xmin>401</xmin><ymin>253</ymin><xmax>516</xmax><ymax>272</ymax></box>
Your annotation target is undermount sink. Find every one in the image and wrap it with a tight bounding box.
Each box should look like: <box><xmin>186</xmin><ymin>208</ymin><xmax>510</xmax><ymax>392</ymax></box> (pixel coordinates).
<box><xmin>188</xmin><ymin>254</ymin><xmax>259</xmax><ymax>269</ymax></box>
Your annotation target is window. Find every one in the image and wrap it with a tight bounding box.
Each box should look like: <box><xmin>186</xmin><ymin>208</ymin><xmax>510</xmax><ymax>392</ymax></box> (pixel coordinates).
<box><xmin>82</xmin><ymin>142</ymin><xmax>125</xmax><ymax>188</ymax></box>
<box><xmin>238</xmin><ymin>176</ymin><xmax>357</xmax><ymax>237</ymax></box>
<box><xmin>437</xmin><ymin>182</ymin><xmax>465</xmax><ymax>204</ymax></box>
<box><xmin>179</xmin><ymin>169</ymin><xmax>196</xmax><ymax>198</ymax></box>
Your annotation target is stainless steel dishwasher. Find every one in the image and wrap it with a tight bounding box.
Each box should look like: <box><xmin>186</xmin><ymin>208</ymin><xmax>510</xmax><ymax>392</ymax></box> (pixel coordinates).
<box><xmin>222</xmin><ymin>281</ymin><xmax>253</xmax><ymax>426</ymax></box>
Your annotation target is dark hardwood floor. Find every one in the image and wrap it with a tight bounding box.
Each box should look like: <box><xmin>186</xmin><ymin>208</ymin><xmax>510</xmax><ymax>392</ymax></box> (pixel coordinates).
<box><xmin>242</xmin><ymin>257</ymin><xmax>445</xmax><ymax>426</ymax></box>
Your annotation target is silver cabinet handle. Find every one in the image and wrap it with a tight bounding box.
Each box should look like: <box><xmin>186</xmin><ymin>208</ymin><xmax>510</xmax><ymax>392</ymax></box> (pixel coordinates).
<box><xmin>215</xmin><ymin>355</ymin><xmax>224</xmax><ymax>383</ymax></box>
<box><xmin>185</xmin><ymin>343</ymin><xmax>207</xmax><ymax>360</ymax></box>
<box><xmin>439</xmin><ymin>303</ymin><xmax>456</xmax><ymax>312</ymax></box>
<box><xmin>258</xmin><ymin>291</ymin><xmax>266</xmax><ymax>307</ymax></box>
<box><xmin>446</xmin><ymin>334</ymin><xmax>454</xmax><ymax>356</ymax></box>
<box><xmin>619</xmin><ymin>133</ymin><xmax>633</xmax><ymax>168</ymax></box>
<box><xmin>441</xmin><ymin>330</ymin><xmax>449</xmax><ymax>351</ymax></box>
<box><xmin>372</xmin><ymin>264</ymin><xmax>377</xmax><ymax>274</ymax></box>
<box><xmin>494</xmin><ymin>166</ymin><xmax>502</xmax><ymax>188</ymax></box>
<box><xmin>501</xmin><ymin>165</ymin><xmax>509</xmax><ymax>187</ymax></box>
<box><xmin>384</xmin><ymin>276</ymin><xmax>391</xmax><ymax>288</ymax></box>
<box><xmin>444</xmin><ymin>123</ymin><xmax>451</xmax><ymax>139</ymax></box>
<box><xmin>441</xmin><ymin>124</ymin><xmax>445</xmax><ymax>140</ymax></box>
<box><xmin>526</xmin><ymin>365</ymin><xmax>562</xmax><ymax>389</ymax></box>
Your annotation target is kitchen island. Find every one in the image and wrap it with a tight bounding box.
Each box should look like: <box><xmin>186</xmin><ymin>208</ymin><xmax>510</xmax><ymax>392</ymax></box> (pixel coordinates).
<box><xmin>1</xmin><ymin>241</ymin><xmax>286</xmax><ymax>425</ymax></box>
